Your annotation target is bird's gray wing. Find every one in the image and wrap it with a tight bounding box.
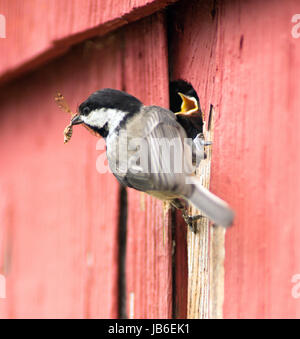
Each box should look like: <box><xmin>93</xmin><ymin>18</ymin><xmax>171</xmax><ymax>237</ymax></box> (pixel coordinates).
<box><xmin>125</xmin><ymin>106</ymin><xmax>194</xmax><ymax>194</ymax></box>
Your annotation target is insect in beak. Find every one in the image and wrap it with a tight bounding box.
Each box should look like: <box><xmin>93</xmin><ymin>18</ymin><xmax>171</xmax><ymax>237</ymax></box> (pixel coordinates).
<box><xmin>71</xmin><ymin>114</ymin><xmax>83</xmax><ymax>125</ymax></box>
<box><xmin>175</xmin><ymin>92</ymin><xmax>199</xmax><ymax>116</ymax></box>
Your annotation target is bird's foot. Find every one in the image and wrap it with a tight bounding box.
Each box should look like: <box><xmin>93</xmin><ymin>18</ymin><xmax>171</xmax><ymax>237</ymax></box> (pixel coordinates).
<box><xmin>171</xmin><ymin>199</ymin><xmax>203</xmax><ymax>233</ymax></box>
<box><xmin>181</xmin><ymin>209</ymin><xmax>203</xmax><ymax>233</ymax></box>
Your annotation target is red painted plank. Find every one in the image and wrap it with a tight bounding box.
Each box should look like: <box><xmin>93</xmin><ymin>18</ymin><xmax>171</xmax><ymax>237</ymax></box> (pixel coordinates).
<box><xmin>215</xmin><ymin>0</ymin><xmax>300</xmax><ymax>319</ymax></box>
<box><xmin>123</xmin><ymin>13</ymin><xmax>173</xmax><ymax>319</ymax></box>
<box><xmin>0</xmin><ymin>35</ymin><xmax>122</xmax><ymax>318</ymax></box>
<box><xmin>0</xmin><ymin>0</ymin><xmax>177</xmax><ymax>84</ymax></box>
<box><xmin>170</xmin><ymin>0</ymin><xmax>300</xmax><ymax>318</ymax></box>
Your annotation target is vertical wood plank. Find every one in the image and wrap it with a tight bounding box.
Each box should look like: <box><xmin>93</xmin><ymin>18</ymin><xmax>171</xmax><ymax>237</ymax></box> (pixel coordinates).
<box><xmin>0</xmin><ymin>34</ymin><xmax>122</xmax><ymax>318</ymax></box>
<box><xmin>169</xmin><ymin>0</ymin><xmax>221</xmax><ymax>318</ymax></box>
<box><xmin>123</xmin><ymin>13</ymin><xmax>173</xmax><ymax>319</ymax></box>
<box><xmin>214</xmin><ymin>0</ymin><xmax>300</xmax><ymax>318</ymax></box>
<box><xmin>186</xmin><ymin>122</ymin><xmax>213</xmax><ymax>319</ymax></box>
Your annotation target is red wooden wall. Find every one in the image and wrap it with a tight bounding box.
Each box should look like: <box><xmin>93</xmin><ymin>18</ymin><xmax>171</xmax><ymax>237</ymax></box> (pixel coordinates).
<box><xmin>169</xmin><ymin>0</ymin><xmax>300</xmax><ymax>318</ymax></box>
<box><xmin>216</xmin><ymin>0</ymin><xmax>300</xmax><ymax>319</ymax></box>
<box><xmin>1</xmin><ymin>0</ymin><xmax>300</xmax><ymax>319</ymax></box>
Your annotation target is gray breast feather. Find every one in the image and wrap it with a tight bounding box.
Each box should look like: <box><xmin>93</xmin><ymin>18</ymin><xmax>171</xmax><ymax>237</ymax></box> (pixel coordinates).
<box><xmin>112</xmin><ymin>105</ymin><xmax>194</xmax><ymax>197</ymax></box>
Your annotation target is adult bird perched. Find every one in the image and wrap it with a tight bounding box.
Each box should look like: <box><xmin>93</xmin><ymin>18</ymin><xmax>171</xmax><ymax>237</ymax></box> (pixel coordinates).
<box><xmin>70</xmin><ymin>88</ymin><xmax>234</xmax><ymax>228</ymax></box>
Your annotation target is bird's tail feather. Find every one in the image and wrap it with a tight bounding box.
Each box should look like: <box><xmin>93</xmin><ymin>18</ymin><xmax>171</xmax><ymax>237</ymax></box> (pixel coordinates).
<box><xmin>184</xmin><ymin>177</ymin><xmax>234</xmax><ymax>228</ymax></box>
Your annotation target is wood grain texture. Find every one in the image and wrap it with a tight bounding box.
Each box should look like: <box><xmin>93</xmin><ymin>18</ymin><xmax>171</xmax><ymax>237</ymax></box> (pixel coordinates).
<box><xmin>123</xmin><ymin>13</ymin><xmax>173</xmax><ymax>319</ymax></box>
<box><xmin>0</xmin><ymin>0</ymin><xmax>177</xmax><ymax>85</ymax></box>
<box><xmin>186</xmin><ymin>124</ymin><xmax>213</xmax><ymax>319</ymax></box>
<box><xmin>215</xmin><ymin>0</ymin><xmax>300</xmax><ymax>319</ymax></box>
<box><xmin>0</xmin><ymin>34</ymin><xmax>122</xmax><ymax>318</ymax></box>
<box><xmin>169</xmin><ymin>0</ymin><xmax>221</xmax><ymax>318</ymax></box>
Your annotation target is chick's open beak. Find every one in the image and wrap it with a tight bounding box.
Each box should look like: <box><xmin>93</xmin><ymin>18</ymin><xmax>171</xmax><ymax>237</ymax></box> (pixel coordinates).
<box><xmin>71</xmin><ymin>114</ymin><xmax>83</xmax><ymax>125</ymax></box>
<box><xmin>175</xmin><ymin>92</ymin><xmax>199</xmax><ymax>116</ymax></box>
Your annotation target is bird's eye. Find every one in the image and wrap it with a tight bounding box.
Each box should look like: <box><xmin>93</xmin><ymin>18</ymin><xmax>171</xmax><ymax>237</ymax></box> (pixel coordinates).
<box><xmin>82</xmin><ymin>107</ymin><xmax>90</xmax><ymax>115</ymax></box>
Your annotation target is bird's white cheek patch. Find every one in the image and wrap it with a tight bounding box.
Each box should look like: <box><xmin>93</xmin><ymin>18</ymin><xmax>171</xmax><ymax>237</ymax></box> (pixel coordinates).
<box><xmin>82</xmin><ymin>108</ymin><xmax>126</xmax><ymax>131</ymax></box>
<box><xmin>82</xmin><ymin>108</ymin><xmax>126</xmax><ymax>132</ymax></box>
<box><xmin>82</xmin><ymin>109</ymin><xmax>107</xmax><ymax>129</ymax></box>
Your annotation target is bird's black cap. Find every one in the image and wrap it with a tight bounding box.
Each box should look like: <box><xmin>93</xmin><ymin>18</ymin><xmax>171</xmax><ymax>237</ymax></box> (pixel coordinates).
<box><xmin>78</xmin><ymin>88</ymin><xmax>142</xmax><ymax>116</ymax></box>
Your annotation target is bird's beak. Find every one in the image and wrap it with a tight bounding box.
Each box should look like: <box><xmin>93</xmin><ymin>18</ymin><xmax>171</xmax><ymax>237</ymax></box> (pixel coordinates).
<box><xmin>175</xmin><ymin>92</ymin><xmax>199</xmax><ymax>116</ymax></box>
<box><xmin>71</xmin><ymin>114</ymin><xmax>83</xmax><ymax>125</ymax></box>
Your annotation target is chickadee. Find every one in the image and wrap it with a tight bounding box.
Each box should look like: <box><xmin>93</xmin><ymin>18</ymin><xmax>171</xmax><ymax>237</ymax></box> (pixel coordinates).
<box><xmin>71</xmin><ymin>88</ymin><xmax>234</xmax><ymax>228</ymax></box>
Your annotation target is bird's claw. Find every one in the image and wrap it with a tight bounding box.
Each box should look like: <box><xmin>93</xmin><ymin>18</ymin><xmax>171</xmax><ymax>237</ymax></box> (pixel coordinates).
<box><xmin>171</xmin><ymin>199</ymin><xmax>203</xmax><ymax>233</ymax></box>
<box><xmin>182</xmin><ymin>211</ymin><xmax>203</xmax><ymax>233</ymax></box>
